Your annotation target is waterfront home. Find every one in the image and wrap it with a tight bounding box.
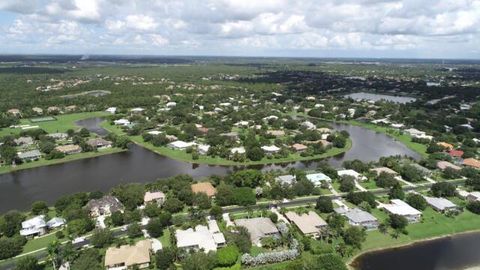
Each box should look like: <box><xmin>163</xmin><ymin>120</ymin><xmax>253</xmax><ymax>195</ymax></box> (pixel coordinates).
<box><xmin>47</xmin><ymin>106</ymin><xmax>60</xmax><ymax>113</ymax></box>
<box><xmin>230</xmin><ymin>147</ymin><xmax>246</xmax><ymax>155</ymax></box>
<box><xmin>306</xmin><ymin>172</ymin><xmax>332</xmax><ymax>186</ymax></box>
<box><xmin>106</xmin><ymin>107</ymin><xmax>117</xmax><ymax>114</ymax></box>
<box><xmin>168</xmin><ymin>140</ymin><xmax>196</xmax><ymax>150</ymax></box>
<box><xmin>197</xmin><ymin>144</ymin><xmax>210</xmax><ymax>155</ymax></box>
<box><xmin>87</xmin><ymin>138</ymin><xmax>112</xmax><ymax>149</ymax></box>
<box><xmin>55</xmin><ymin>144</ymin><xmax>82</xmax><ymax>155</ymax></box>
<box><xmin>20</xmin><ymin>215</ymin><xmax>47</xmax><ymax>237</ymax></box>
<box><xmin>466</xmin><ymin>192</ymin><xmax>480</xmax><ymax>202</ymax></box>
<box><xmin>380</xmin><ymin>199</ymin><xmax>422</xmax><ymax>223</ymax></box>
<box><xmin>147</xmin><ymin>130</ymin><xmax>162</xmax><ymax>135</ymax></box>
<box><xmin>404</xmin><ymin>128</ymin><xmax>433</xmax><ymax>140</ymax></box>
<box><xmin>144</xmin><ymin>191</ymin><xmax>166</xmax><ymax>206</ymax></box>
<box><xmin>261</xmin><ymin>145</ymin><xmax>281</xmax><ymax>154</ymax></box>
<box><xmin>410</xmin><ymin>163</ymin><xmax>432</xmax><ymax>176</ymax></box>
<box><xmin>284</xmin><ymin>211</ymin><xmax>327</xmax><ymax>238</ymax></box>
<box><xmin>436</xmin><ymin>161</ymin><xmax>461</xmax><ymax>171</ymax></box>
<box><xmin>46</xmin><ymin>217</ymin><xmax>66</xmax><ymax>229</ymax></box>
<box><xmin>463</xmin><ymin>158</ymin><xmax>480</xmax><ymax>169</ymax></box>
<box><xmin>130</xmin><ymin>107</ymin><xmax>145</xmax><ymax>114</ymax></box>
<box><xmin>235</xmin><ymin>217</ymin><xmax>280</xmax><ymax>246</ymax></box>
<box><xmin>275</xmin><ymin>175</ymin><xmax>296</xmax><ymax>186</ymax></box>
<box><xmin>7</xmin><ymin>108</ymin><xmax>21</xmax><ymax>116</ymax></box>
<box><xmin>456</xmin><ymin>189</ymin><xmax>470</xmax><ymax>200</ymax></box>
<box><xmin>85</xmin><ymin>195</ymin><xmax>124</xmax><ymax>217</ymax></box>
<box><xmin>335</xmin><ymin>207</ymin><xmax>379</xmax><ymax>230</ymax></box>
<box><xmin>191</xmin><ymin>182</ymin><xmax>217</xmax><ymax>198</ymax></box>
<box><xmin>370</xmin><ymin>167</ymin><xmax>398</xmax><ymax>176</ymax></box>
<box><xmin>114</xmin><ymin>119</ymin><xmax>130</xmax><ymax>126</ymax></box>
<box><xmin>424</xmin><ymin>196</ymin><xmax>459</xmax><ymax>213</ymax></box>
<box><xmin>105</xmin><ymin>240</ymin><xmax>152</xmax><ymax>269</ymax></box>
<box><xmin>166</xmin><ymin>101</ymin><xmax>177</xmax><ymax>107</ymax></box>
<box><xmin>338</xmin><ymin>169</ymin><xmax>367</xmax><ymax>181</ymax></box>
<box><xmin>14</xmin><ymin>136</ymin><xmax>34</xmax><ymax>146</ymax></box>
<box><xmin>17</xmin><ymin>149</ymin><xmax>42</xmax><ymax>161</ymax></box>
<box><xmin>175</xmin><ymin>220</ymin><xmax>226</xmax><ymax>252</ymax></box>
<box><xmin>291</xmin><ymin>143</ymin><xmax>308</xmax><ymax>152</ymax></box>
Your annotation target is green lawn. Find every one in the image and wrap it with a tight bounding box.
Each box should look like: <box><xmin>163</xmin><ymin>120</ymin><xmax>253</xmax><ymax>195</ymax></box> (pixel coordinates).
<box><xmin>22</xmin><ymin>233</ymin><xmax>58</xmax><ymax>253</ymax></box>
<box><xmin>159</xmin><ymin>228</ymin><xmax>171</xmax><ymax>248</ymax></box>
<box><xmin>0</xmin><ymin>111</ymin><xmax>110</xmax><ymax>137</ymax></box>
<box><xmin>101</xmin><ymin>121</ymin><xmax>353</xmax><ymax>166</ymax></box>
<box><xmin>360</xmin><ymin>180</ymin><xmax>378</xmax><ymax>190</ymax></box>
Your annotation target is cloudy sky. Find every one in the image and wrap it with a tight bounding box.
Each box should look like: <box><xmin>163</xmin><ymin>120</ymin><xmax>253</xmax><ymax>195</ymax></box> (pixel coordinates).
<box><xmin>0</xmin><ymin>0</ymin><xmax>479</xmax><ymax>58</ymax></box>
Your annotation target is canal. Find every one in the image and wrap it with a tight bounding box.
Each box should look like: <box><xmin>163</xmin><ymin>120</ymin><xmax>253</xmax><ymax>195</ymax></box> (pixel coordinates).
<box><xmin>0</xmin><ymin>119</ymin><xmax>421</xmax><ymax>212</ymax></box>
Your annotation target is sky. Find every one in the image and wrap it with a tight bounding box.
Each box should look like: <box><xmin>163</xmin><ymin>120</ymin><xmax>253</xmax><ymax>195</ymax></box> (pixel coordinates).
<box><xmin>0</xmin><ymin>0</ymin><xmax>479</xmax><ymax>59</ymax></box>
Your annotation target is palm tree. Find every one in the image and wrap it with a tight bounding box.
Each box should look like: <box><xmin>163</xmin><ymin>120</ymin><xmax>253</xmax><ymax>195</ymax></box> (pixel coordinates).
<box><xmin>47</xmin><ymin>240</ymin><xmax>60</xmax><ymax>270</ymax></box>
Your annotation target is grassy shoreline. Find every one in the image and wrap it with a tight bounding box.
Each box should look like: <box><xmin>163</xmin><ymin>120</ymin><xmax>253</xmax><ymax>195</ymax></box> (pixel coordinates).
<box><xmin>0</xmin><ymin>148</ymin><xmax>127</xmax><ymax>175</ymax></box>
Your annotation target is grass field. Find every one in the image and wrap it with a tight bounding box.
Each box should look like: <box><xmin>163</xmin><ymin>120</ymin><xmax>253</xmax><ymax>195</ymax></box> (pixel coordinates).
<box><xmin>0</xmin><ymin>111</ymin><xmax>110</xmax><ymax>137</ymax></box>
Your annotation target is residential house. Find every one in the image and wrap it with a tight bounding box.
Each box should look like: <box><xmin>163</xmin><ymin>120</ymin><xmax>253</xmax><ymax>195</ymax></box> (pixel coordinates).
<box><xmin>284</xmin><ymin>211</ymin><xmax>327</xmax><ymax>238</ymax></box>
<box><xmin>106</xmin><ymin>107</ymin><xmax>117</xmax><ymax>114</ymax></box>
<box><xmin>449</xmin><ymin>149</ymin><xmax>464</xmax><ymax>159</ymax></box>
<box><xmin>261</xmin><ymin>145</ymin><xmax>280</xmax><ymax>154</ymax></box>
<box><xmin>291</xmin><ymin>143</ymin><xmax>308</xmax><ymax>152</ymax></box>
<box><xmin>267</xmin><ymin>130</ymin><xmax>285</xmax><ymax>137</ymax></box>
<box><xmin>87</xmin><ymin>138</ymin><xmax>112</xmax><ymax>149</ymax></box>
<box><xmin>105</xmin><ymin>240</ymin><xmax>152</xmax><ymax>269</ymax></box>
<box><xmin>467</xmin><ymin>192</ymin><xmax>480</xmax><ymax>202</ymax></box>
<box><xmin>191</xmin><ymin>182</ymin><xmax>217</xmax><ymax>198</ymax></box>
<box><xmin>175</xmin><ymin>220</ymin><xmax>226</xmax><ymax>252</ymax></box>
<box><xmin>230</xmin><ymin>147</ymin><xmax>246</xmax><ymax>155</ymax></box>
<box><xmin>144</xmin><ymin>191</ymin><xmax>166</xmax><ymax>206</ymax></box>
<box><xmin>168</xmin><ymin>140</ymin><xmax>196</xmax><ymax>150</ymax></box>
<box><xmin>306</xmin><ymin>173</ymin><xmax>332</xmax><ymax>186</ymax></box>
<box><xmin>114</xmin><ymin>119</ymin><xmax>131</xmax><ymax>126</ymax></box>
<box><xmin>370</xmin><ymin>167</ymin><xmax>398</xmax><ymax>176</ymax></box>
<box><xmin>337</xmin><ymin>169</ymin><xmax>366</xmax><ymax>181</ymax></box>
<box><xmin>437</xmin><ymin>142</ymin><xmax>454</xmax><ymax>151</ymax></box>
<box><xmin>301</xmin><ymin>121</ymin><xmax>316</xmax><ymax>130</ymax></box>
<box><xmin>46</xmin><ymin>217</ymin><xmax>66</xmax><ymax>229</ymax></box>
<box><xmin>85</xmin><ymin>195</ymin><xmax>124</xmax><ymax>217</ymax></box>
<box><xmin>410</xmin><ymin>163</ymin><xmax>432</xmax><ymax>176</ymax></box>
<box><xmin>436</xmin><ymin>161</ymin><xmax>462</xmax><ymax>171</ymax></box>
<box><xmin>17</xmin><ymin>150</ymin><xmax>42</xmax><ymax>161</ymax></box>
<box><xmin>7</xmin><ymin>108</ymin><xmax>21</xmax><ymax>116</ymax></box>
<box><xmin>463</xmin><ymin>158</ymin><xmax>480</xmax><ymax>169</ymax></box>
<box><xmin>336</xmin><ymin>207</ymin><xmax>379</xmax><ymax>230</ymax></box>
<box><xmin>32</xmin><ymin>107</ymin><xmax>43</xmax><ymax>115</ymax></box>
<box><xmin>47</xmin><ymin>106</ymin><xmax>60</xmax><ymax>113</ymax></box>
<box><xmin>235</xmin><ymin>217</ymin><xmax>280</xmax><ymax>246</ymax></box>
<box><xmin>220</xmin><ymin>132</ymin><xmax>239</xmax><ymax>140</ymax></box>
<box><xmin>275</xmin><ymin>175</ymin><xmax>296</xmax><ymax>186</ymax></box>
<box><xmin>55</xmin><ymin>144</ymin><xmax>82</xmax><ymax>155</ymax></box>
<box><xmin>380</xmin><ymin>199</ymin><xmax>422</xmax><ymax>223</ymax></box>
<box><xmin>47</xmin><ymin>133</ymin><xmax>68</xmax><ymax>141</ymax></box>
<box><xmin>130</xmin><ymin>108</ymin><xmax>145</xmax><ymax>114</ymax></box>
<box><xmin>14</xmin><ymin>136</ymin><xmax>34</xmax><ymax>146</ymax></box>
<box><xmin>20</xmin><ymin>215</ymin><xmax>46</xmax><ymax>237</ymax></box>
<box><xmin>197</xmin><ymin>144</ymin><xmax>210</xmax><ymax>155</ymax></box>
<box><xmin>424</xmin><ymin>196</ymin><xmax>459</xmax><ymax>213</ymax></box>
<box><xmin>166</xmin><ymin>102</ymin><xmax>177</xmax><ymax>107</ymax></box>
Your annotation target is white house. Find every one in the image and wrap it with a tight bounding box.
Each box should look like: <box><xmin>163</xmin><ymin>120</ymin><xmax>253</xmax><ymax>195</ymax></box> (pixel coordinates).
<box><xmin>261</xmin><ymin>145</ymin><xmax>280</xmax><ymax>154</ymax></box>
<box><xmin>380</xmin><ymin>199</ymin><xmax>422</xmax><ymax>223</ymax></box>
<box><xmin>106</xmin><ymin>107</ymin><xmax>117</xmax><ymax>114</ymax></box>
<box><xmin>198</xmin><ymin>144</ymin><xmax>210</xmax><ymax>155</ymax></box>
<box><xmin>47</xmin><ymin>217</ymin><xmax>66</xmax><ymax>229</ymax></box>
<box><xmin>337</xmin><ymin>169</ymin><xmax>367</xmax><ymax>181</ymax></box>
<box><xmin>166</xmin><ymin>102</ymin><xmax>177</xmax><ymax>107</ymax></box>
<box><xmin>306</xmin><ymin>173</ymin><xmax>332</xmax><ymax>186</ymax></box>
<box><xmin>168</xmin><ymin>141</ymin><xmax>197</xmax><ymax>150</ymax></box>
<box><xmin>301</xmin><ymin>121</ymin><xmax>316</xmax><ymax>130</ymax></box>
<box><xmin>176</xmin><ymin>220</ymin><xmax>226</xmax><ymax>252</ymax></box>
<box><xmin>114</xmin><ymin>119</ymin><xmax>130</xmax><ymax>126</ymax></box>
<box><xmin>20</xmin><ymin>215</ymin><xmax>47</xmax><ymax>237</ymax></box>
<box><xmin>230</xmin><ymin>147</ymin><xmax>246</xmax><ymax>155</ymax></box>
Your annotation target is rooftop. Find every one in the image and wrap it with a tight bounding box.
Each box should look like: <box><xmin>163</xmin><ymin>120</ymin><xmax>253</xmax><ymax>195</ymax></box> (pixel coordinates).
<box><xmin>105</xmin><ymin>240</ymin><xmax>152</xmax><ymax>267</ymax></box>
<box><xmin>284</xmin><ymin>211</ymin><xmax>327</xmax><ymax>235</ymax></box>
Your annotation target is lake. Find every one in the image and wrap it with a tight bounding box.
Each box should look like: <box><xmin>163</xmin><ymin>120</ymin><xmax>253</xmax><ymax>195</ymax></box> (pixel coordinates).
<box><xmin>0</xmin><ymin>120</ymin><xmax>420</xmax><ymax>213</ymax></box>
<box><xmin>352</xmin><ymin>232</ymin><xmax>480</xmax><ymax>270</ymax></box>
<box><xmin>345</xmin><ymin>92</ymin><xmax>417</xmax><ymax>104</ymax></box>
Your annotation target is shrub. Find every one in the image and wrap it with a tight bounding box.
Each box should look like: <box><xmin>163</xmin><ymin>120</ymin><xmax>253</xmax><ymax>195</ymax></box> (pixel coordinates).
<box><xmin>216</xmin><ymin>245</ymin><xmax>240</xmax><ymax>267</ymax></box>
<box><xmin>467</xmin><ymin>201</ymin><xmax>480</xmax><ymax>214</ymax></box>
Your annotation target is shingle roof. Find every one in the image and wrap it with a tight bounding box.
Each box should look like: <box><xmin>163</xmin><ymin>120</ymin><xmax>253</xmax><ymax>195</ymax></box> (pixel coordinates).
<box><xmin>105</xmin><ymin>240</ymin><xmax>151</xmax><ymax>267</ymax></box>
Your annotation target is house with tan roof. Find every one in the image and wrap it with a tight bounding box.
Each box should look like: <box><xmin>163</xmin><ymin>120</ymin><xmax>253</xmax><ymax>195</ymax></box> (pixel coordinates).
<box><xmin>370</xmin><ymin>167</ymin><xmax>398</xmax><ymax>176</ymax></box>
<box><xmin>437</xmin><ymin>142</ymin><xmax>454</xmax><ymax>151</ymax></box>
<box><xmin>55</xmin><ymin>144</ymin><xmax>82</xmax><ymax>155</ymax></box>
<box><xmin>191</xmin><ymin>182</ymin><xmax>217</xmax><ymax>197</ymax></box>
<box><xmin>144</xmin><ymin>191</ymin><xmax>166</xmax><ymax>205</ymax></box>
<box><xmin>463</xmin><ymin>158</ymin><xmax>480</xmax><ymax>169</ymax></box>
<box><xmin>105</xmin><ymin>240</ymin><xmax>152</xmax><ymax>269</ymax></box>
<box><xmin>284</xmin><ymin>211</ymin><xmax>327</xmax><ymax>238</ymax></box>
<box><xmin>436</xmin><ymin>160</ymin><xmax>461</xmax><ymax>171</ymax></box>
<box><xmin>291</xmin><ymin>143</ymin><xmax>308</xmax><ymax>152</ymax></box>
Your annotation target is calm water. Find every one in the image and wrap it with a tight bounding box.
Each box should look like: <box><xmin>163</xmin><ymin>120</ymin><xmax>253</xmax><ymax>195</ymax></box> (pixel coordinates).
<box><xmin>345</xmin><ymin>92</ymin><xmax>417</xmax><ymax>104</ymax></box>
<box><xmin>0</xmin><ymin>119</ymin><xmax>420</xmax><ymax>212</ymax></box>
<box><xmin>353</xmin><ymin>232</ymin><xmax>480</xmax><ymax>270</ymax></box>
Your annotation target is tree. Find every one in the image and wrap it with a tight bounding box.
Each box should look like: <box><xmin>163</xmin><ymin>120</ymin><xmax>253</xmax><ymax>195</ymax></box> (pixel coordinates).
<box><xmin>15</xmin><ymin>256</ymin><xmax>40</xmax><ymax>270</ymax></box>
<box><xmin>193</xmin><ymin>193</ymin><xmax>211</xmax><ymax>209</ymax></box>
<box><xmin>327</xmin><ymin>213</ymin><xmax>345</xmax><ymax>237</ymax></box>
<box><xmin>67</xmin><ymin>218</ymin><xmax>94</xmax><ymax>236</ymax></box>
<box><xmin>111</xmin><ymin>184</ymin><xmax>145</xmax><ymax>210</ymax></box>
<box><xmin>401</xmin><ymin>165</ymin><xmax>423</xmax><ymax>182</ymax></box>
<box><xmin>375</xmin><ymin>172</ymin><xmax>397</xmax><ymax>188</ymax></box>
<box><xmin>215</xmin><ymin>183</ymin><xmax>235</xmax><ymax>206</ymax></box>
<box><xmin>268</xmin><ymin>212</ymin><xmax>278</xmax><ymax>223</ymax></box>
<box><xmin>182</xmin><ymin>252</ymin><xmax>216</xmax><ymax>270</ymax></box>
<box><xmin>233</xmin><ymin>187</ymin><xmax>256</xmax><ymax>206</ymax></box>
<box><xmin>155</xmin><ymin>248</ymin><xmax>176</xmax><ymax>270</ymax></box>
<box><xmin>71</xmin><ymin>249</ymin><xmax>102</xmax><ymax>270</ymax></box>
<box><xmin>47</xmin><ymin>240</ymin><xmax>60</xmax><ymax>270</ymax></box>
<box><xmin>467</xmin><ymin>201</ymin><xmax>480</xmax><ymax>214</ymax></box>
<box><xmin>315</xmin><ymin>254</ymin><xmax>349</xmax><ymax>270</ymax></box>
<box><xmin>90</xmin><ymin>229</ymin><xmax>113</xmax><ymax>248</ymax></box>
<box><xmin>31</xmin><ymin>201</ymin><xmax>49</xmax><ymax>215</ymax></box>
<box><xmin>389</xmin><ymin>214</ymin><xmax>408</xmax><ymax>230</ymax></box>
<box><xmin>226</xmin><ymin>227</ymin><xmax>251</xmax><ymax>253</ymax></box>
<box><xmin>228</xmin><ymin>170</ymin><xmax>264</xmax><ymax>187</ymax></box>
<box><xmin>406</xmin><ymin>193</ymin><xmax>427</xmax><ymax>211</ymax></box>
<box><xmin>339</xmin><ymin>176</ymin><xmax>355</xmax><ymax>192</ymax></box>
<box><xmin>342</xmin><ymin>226</ymin><xmax>366</xmax><ymax>249</ymax></box>
<box><xmin>146</xmin><ymin>218</ymin><xmax>165</xmax><ymax>238</ymax></box>
<box><xmin>0</xmin><ymin>210</ymin><xmax>24</xmax><ymax>237</ymax></box>
<box><xmin>316</xmin><ymin>196</ymin><xmax>334</xmax><ymax>213</ymax></box>
<box><xmin>163</xmin><ymin>198</ymin><xmax>184</xmax><ymax>213</ymax></box>
<box><xmin>216</xmin><ymin>245</ymin><xmax>240</xmax><ymax>267</ymax></box>
<box><xmin>388</xmin><ymin>183</ymin><xmax>404</xmax><ymax>200</ymax></box>
<box><xmin>346</xmin><ymin>192</ymin><xmax>376</xmax><ymax>208</ymax></box>
<box><xmin>110</xmin><ymin>211</ymin><xmax>125</xmax><ymax>226</ymax></box>
<box><xmin>127</xmin><ymin>223</ymin><xmax>143</xmax><ymax>239</ymax></box>
<box><xmin>246</xmin><ymin>146</ymin><xmax>264</xmax><ymax>161</ymax></box>
<box><xmin>209</xmin><ymin>205</ymin><xmax>223</xmax><ymax>220</ymax></box>
<box><xmin>0</xmin><ymin>237</ymin><xmax>24</xmax><ymax>260</ymax></box>
<box><xmin>431</xmin><ymin>182</ymin><xmax>456</xmax><ymax>197</ymax></box>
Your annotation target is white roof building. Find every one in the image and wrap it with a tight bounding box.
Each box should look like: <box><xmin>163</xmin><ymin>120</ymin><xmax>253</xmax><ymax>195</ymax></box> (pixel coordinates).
<box><xmin>337</xmin><ymin>169</ymin><xmax>366</xmax><ymax>181</ymax></box>
<box><xmin>166</xmin><ymin>102</ymin><xmax>177</xmax><ymax>107</ymax></box>
<box><xmin>106</xmin><ymin>107</ymin><xmax>117</xmax><ymax>114</ymax></box>
<box><xmin>176</xmin><ymin>220</ymin><xmax>226</xmax><ymax>252</ymax></box>
<box><xmin>235</xmin><ymin>217</ymin><xmax>279</xmax><ymax>246</ymax></box>
<box><xmin>168</xmin><ymin>140</ymin><xmax>196</xmax><ymax>150</ymax></box>
<box><xmin>20</xmin><ymin>215</ymin><xmax>46</xmax><ymax>237</ymax></box>
<box><xmin>198</xmin><ymin>144</ymin><xmax>210</xmax><ymax>155</ymax></box>
<box><xmin>147</xmin><ymin>130</ymin><xmax>163</xmax><ymax>135</ymax></box>
<box><xmin>301</xmin><ymin>121</ymin><xmax>316</xmax><ymax>130</ymax></box>
<box><xmin>380</xmin><ymin>199</ymin><xmax>422</xmax><ymax>223</ymax></box>
<box><xmin>131</xmin><ymin>107</ymin><xmax>145</xmax><ymax>113</ymax></box>
<box><xmin>424</xmin><ymin>196</ymin><xmax>457</xmax><ymax>212</ymax></box>
<box><xmin>47</xmin><ymin>217</ymin><xmax>66</xmax><ymax>229</ymax></box>
<box><xmin>306</xmin><ymin>173</ymin><xmax>332</xmax><ymax>186</ymax></box>
<box><xmin>114</xmin><ymin>119</ymin><xmax>130</xmax><ymax>126</ymax></box>
<box><xmin>275</xmin><ymin>175</ymin><xmax>296</xmax><ymax>186</ymax></box>
<box><xmin>230</xmin><ymin>147</ymin><xmax>246</xmax><ymax>154</ymax></box>
<box><xmin>261</xmin><ymin>145</ymin><xmax>280</xmax><ymax>153</ymax></box>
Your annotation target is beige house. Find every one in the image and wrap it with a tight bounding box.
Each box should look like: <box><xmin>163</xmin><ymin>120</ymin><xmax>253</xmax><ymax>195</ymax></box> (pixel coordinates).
<box><xmin>55</xmin><ymin>144</ymin><xmax>82</xmax><ymax>155</ymax></box>
<box><xmin>191</xmin><ymin>182</ymin><xmax>217</xmax><ymax>198</ymax></box>
<box><xmin>144</xmin><ymin>191</ymin><xmax>166</xmax><ymax>205</ymax></box>
<box><xmin>284</xmin><ymin>211</ymin><xmax>327</xmax><ymax>238</ymax></box>
<box><xmin>105</xmin><ymin>240</ymin><xmax>152</xmax><ymax>269</ymax></box>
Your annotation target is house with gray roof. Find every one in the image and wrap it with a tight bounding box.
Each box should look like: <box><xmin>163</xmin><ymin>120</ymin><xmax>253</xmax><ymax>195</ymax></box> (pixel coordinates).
<box><xmin>17</xmin><ymin>149</ymin><xmax>42</xmax><ymax>161</ymax></box>
<box><xmin>424</xmin><ymin>196</ymin><xmax>459</xmax><ymax>213</ymax></box>
<box><xmin>85</xmin><ymin>195</ymin><xmax>124</xmax><ymax>217</ymax></box>
<box><xmin>14</xmin><ymin>136</ymin><xmax>34</xmax><ymax>146</ymax></box>
<box><xmin>275</xmin><ymin>175</ymin><xmax>296</xmax><ymax>186</ymax></box>
<box><xmin>337</xmin><ymin>208</ymin><xmax>379</xmax><ymax>230</ymax></box>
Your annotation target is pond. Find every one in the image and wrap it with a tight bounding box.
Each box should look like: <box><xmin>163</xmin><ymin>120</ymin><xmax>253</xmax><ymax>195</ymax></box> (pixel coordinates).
<box><xmin>352</xmin><ymin>232</ymin><xmax>480</xmax><ymax>270</ymax></box>
<box><xmin>0</xmin><ymin>119</ymin><xmax>421</xmax><ymax>213</ymax></box>
<box><xmin>345</xmin><ymin>92</ymin><xmax>417</xmax><ymax>104</ymax></box>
